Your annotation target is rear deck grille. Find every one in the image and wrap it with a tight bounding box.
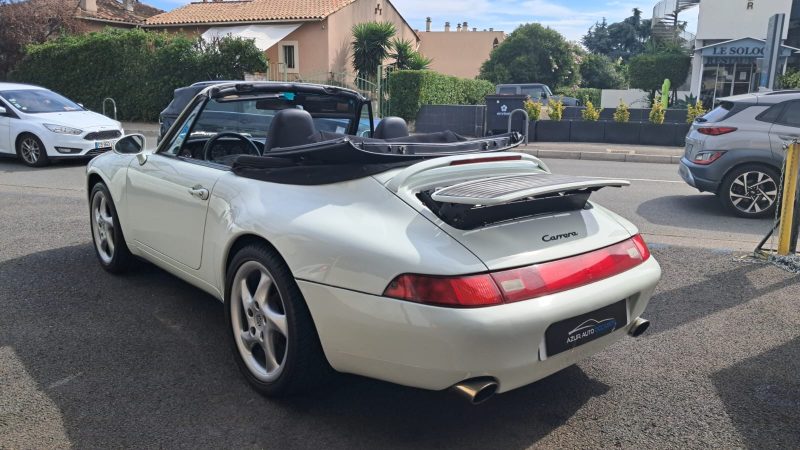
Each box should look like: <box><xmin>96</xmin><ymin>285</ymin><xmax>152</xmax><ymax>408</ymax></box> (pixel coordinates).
<box><xmin>433</xmin><ymin>174</ymin><xmax>596</xmax><ymax>200</ymax></box>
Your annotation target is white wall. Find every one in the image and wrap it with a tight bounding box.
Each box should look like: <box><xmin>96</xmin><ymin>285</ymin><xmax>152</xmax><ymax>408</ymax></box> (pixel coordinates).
<box><xmin>600</xmin><ymin>89</ymin><xmax>693</xmax><ymax>109</ymax></box>
<box><xmin>696</xmin><ymin>0</ymin><xmax>792</xmax><ymax>41</ymax></box>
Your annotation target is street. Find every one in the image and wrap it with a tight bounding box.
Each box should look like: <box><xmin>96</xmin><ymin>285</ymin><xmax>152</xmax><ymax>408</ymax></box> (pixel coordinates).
<box><xmin>1</xmin><ymin>157</ymin><xmax>798</xmax><ymax>448</ymax></box>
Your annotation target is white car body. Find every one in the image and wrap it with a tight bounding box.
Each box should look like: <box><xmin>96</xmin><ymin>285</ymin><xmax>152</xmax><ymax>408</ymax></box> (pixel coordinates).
<box><xmin>0</xmin><ymin>82</ymin><xmax>123</xmax><ymax>163</ymax></box>
<box><xmin>86</xmin><ymin>82</ymin><xmax>660</xmax><ymax>397</ymax></box>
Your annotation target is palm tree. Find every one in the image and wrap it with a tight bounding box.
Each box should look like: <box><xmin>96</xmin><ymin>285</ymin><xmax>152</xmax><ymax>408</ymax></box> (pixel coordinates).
<box><xmin>389</xmin><ymin>38</ymin><xmax>432</xmax><ymax>70</ymax></box>
<box><xmin>351</xmin><ymin>21</ymin><xmax>396</xmax><ymax>81</ymax></box>
<box><xmin>407</xmin><ymin>52</ymin><xmax>432</xmax><ymax>70</ymax></box>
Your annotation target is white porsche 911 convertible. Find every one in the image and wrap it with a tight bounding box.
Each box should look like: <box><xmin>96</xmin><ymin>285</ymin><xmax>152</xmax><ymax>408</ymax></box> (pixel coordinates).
<box><xmin>86</xmin><ymin>82</ymin><xmax>660</xmax><ymax>404</ymax></box>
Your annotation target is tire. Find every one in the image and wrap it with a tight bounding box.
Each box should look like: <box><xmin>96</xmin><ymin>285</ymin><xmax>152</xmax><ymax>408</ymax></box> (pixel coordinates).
<box><xmin>719</xmin><ymin>164</ymin><xmax>780</xmax><ymax>219</ymax></box>
<box><xmin>89</xmin><ymin>183</ymin><xmax>133</xmax><ymax>273</ymax></box>
<box><xmin>225</xmin><ymin>243</ymin><xmax>331</xmax><ymax>397</ymax></box>
<box><xmin>16</xmin><ymin>134</ymin><xmax>49</xmax><ymax>167</ymax></box>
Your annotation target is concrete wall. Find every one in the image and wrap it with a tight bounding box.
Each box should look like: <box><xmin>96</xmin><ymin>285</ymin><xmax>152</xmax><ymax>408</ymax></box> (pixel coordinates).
<box><xmin>417</xmin><ymin>30</ymin><xmax>505</xmax><ymax>79</ymax></box>
<box><xmin>327</xmin><ymin>0</ymin><xmax>418</xmax><ymax>76</ymax></box>
<box><xmin>600</xmin><ymin>89</ymin><xmax>691</xmax><ymax>109</ymax></box>
<box><xmin>696</xmin><ymin>0</ymin><xmax>792</xmax><ymax>40</ymax></box>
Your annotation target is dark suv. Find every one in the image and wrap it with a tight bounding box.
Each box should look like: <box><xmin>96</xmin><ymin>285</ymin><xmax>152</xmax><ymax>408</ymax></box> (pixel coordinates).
<box><xmin>680</xmin><ymin>90</ymin><xmax>800</xmax><ymax>218</ymax></box>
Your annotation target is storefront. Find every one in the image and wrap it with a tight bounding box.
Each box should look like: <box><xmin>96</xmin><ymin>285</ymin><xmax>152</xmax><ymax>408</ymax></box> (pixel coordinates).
<box><xmin>696</xmin><ymin>38</ymin><xmax>798</xmax><ymax>105</ymax></box>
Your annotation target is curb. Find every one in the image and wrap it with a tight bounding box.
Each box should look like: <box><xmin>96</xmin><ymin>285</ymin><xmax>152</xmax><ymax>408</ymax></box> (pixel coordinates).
<box><xmin>519</xmin><ymin>149</ymin><xmax>680</xmax><ymax>165</ymax></box>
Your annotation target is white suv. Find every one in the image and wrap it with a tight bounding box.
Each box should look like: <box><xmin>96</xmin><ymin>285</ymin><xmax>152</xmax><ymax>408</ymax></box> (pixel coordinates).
<box><xmin>680</xmin><ymin>90</ymin><xmax>800</xmax><ymax>218</ymax></box>
<box><xmin>0</xmin><ymin>83</ymin><xmax>123</xmax><ymax>167</ymax></box>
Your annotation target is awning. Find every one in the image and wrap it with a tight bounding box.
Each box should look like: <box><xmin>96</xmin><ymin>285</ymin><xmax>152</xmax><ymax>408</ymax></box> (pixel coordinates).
<box><xmin>201</xmin><ymin>24</ymin><xmax>301</xmax><ymax>51</ymax></box>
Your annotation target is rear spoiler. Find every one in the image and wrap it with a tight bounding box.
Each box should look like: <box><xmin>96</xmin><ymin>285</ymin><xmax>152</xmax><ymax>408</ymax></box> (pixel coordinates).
<box><xmin>430</xmin><ymin>174</ymin><xmax>630</xmax><ymax>206</ymax></box>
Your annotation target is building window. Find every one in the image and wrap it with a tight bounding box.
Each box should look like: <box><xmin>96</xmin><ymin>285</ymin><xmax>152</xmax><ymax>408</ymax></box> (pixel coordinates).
<box><xmin>493</xmin><ymin>38</ymin><xmax>499</xmax><ymax>49</ymax></box>
<box><xmin>278</xmin><ymin>41</ymin><xmax>299</xmax><ymax>73</ymax></box>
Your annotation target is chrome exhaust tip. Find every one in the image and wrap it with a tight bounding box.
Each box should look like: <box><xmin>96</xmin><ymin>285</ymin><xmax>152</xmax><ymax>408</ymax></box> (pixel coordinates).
<box><xmin>451</xmin><ymin>377</ymin><xmax>499</xmax><ymax>405</ymax></box>
<box><xmin>628</xmin><ymin>317</ymin><xmax>650</xmax><ymax>338</ymax></box>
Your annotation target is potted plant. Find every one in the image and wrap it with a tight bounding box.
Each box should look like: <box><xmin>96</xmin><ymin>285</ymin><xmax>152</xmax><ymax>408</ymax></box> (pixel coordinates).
<box><xmin>570</xmin><ymin>101</ymin><xmax>604</xmax><ymax>142</ymax></box>
<box><xmin>536</xmin><ymin>98</ymin><xmax>570</xmax><ymax>142</ymax></box>
<box><xmin>675</xmin><ymin>99</ymin><xmax>706</xmax><ymax>146</ymax></box>
<box><xmin>604</xmin><ymin>100</ymin><xmax>640</xmax><ymax>145</ymax></box>
<box><xmin>523</xmin><ymin>99</ymin><xmax>542</xmax><ymax>141</ymax></box>
<box><xmin>641</xmin><ymin>102</ymin><xmax>675</xmax><ymax>146</ymax></box>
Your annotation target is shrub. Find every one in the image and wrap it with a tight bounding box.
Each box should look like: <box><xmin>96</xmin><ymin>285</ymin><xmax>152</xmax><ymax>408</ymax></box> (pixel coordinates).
<box><xmin>613</xmin><ymin>99</ymin><xmax>630</xmax><ymax>123</ymax></box>
<box><xmin>523</xmin><ymin>99</ymin><xmax>543</xmax><ymax>121</ymax></box>
<box><xmin>10</xmin><ymin>28</ymin><xmax>267</xmax><ymax>121</ymax></box>
<box><xmin>649</xmin><ymin>101</ymin><xmax>665</xmax><ymax>124</ymax></box>
<box><xmin>388</xmin><ymin>70</ymin><xmax>494</xmax><ymax>121</ymax></box>
<box><xmin>629</xmin><ymin>52</ymin><xmax>691</xmax><ymax>95</ymax></box>
<box><xmin>548</xmin><ymin>98</ymin><xmax>565</xmax><ymax>121</ymax></box>
<box><xmin>581</xmin><ymin>101</ymin><xmax>601</xmax><ymax>121</ymax></box>
<box><xmin>686</xmin><ymin>99</ymin><xmax>707</xmax><ymax>124</ymax></box>
<box><xmin>554</xmin><ymin>86</ymin><xmax>601</xmax><ymax>107</ymax></box>
<box><xmin>779</xmin><ymin>70</ymin><xmax>800</xmax><ymax>88</ymax></box>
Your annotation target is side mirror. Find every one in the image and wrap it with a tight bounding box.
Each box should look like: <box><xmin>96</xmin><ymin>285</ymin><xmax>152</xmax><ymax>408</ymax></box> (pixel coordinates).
<box><xmin>0</xmin><ymin>106</ymin><xmax>6</xmax><ymax>115</ymax></box>
<box><xmin>114</xmin><ymin>134</ymin><xmax>148</xmax><ymax>164</ymax></box>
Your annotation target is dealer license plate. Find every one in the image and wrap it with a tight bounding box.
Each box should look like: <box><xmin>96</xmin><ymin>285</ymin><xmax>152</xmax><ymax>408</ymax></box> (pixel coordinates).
<box><xmin>95</xmin><ymin>140</ymin><xmax>116</xmax><ymax>149</ymax></box>
<box><xmin>544</xmin><ymin>300</ymin><xmax>628</xmax><ymax>357</ymax></box>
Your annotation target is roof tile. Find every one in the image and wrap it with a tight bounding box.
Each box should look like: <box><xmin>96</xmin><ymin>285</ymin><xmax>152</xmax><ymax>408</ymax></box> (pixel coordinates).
<box><xmin>146</xmin><ymin>0</ymin><xmax>357</xmax><ymax>26</ymax></box>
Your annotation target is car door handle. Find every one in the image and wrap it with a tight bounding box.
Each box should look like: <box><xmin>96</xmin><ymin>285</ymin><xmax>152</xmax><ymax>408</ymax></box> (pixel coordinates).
<box><xmin>188</xmin><ymin>185</ymin><xmax>209</xmax><ymax>200</ymax></box>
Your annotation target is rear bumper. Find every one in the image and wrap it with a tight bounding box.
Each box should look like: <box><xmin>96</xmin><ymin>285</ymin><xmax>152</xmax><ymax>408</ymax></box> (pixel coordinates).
<box><xmin>679</xmin><ymin>157</ymin><xmax>721</xmax><ymax>193</ymax></box>
<box><xmin>299</xmin><ymin>257</ymin><xmax>661</xmax><ymax>393</ymax></box>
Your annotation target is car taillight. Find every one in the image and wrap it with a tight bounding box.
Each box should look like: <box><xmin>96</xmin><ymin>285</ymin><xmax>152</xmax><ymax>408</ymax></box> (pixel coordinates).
<box><xmin>693</xmin><ymin>150</ymin><xmax>726</xmax><ymax>165</ymax></box>
<box><xmin>383</xmin><ymin>235</ymin><xmax>651</xmax><ymax>308</ymax></box>
<box><xmin>697</xmin><ymin>127</ymin><xmax>737</xmax><ymax>136</ymax></box>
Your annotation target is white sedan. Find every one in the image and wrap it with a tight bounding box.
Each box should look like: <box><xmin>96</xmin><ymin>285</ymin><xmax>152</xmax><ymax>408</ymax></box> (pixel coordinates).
<box><xmin>86</xmin><ymin>82</ymin><xmax>660</xmax><ymax>404</ymax></box>
<box><xmin>0</xmin><ymin>82</ymin><xmax>123</xmax><ymax>167</ymax></box>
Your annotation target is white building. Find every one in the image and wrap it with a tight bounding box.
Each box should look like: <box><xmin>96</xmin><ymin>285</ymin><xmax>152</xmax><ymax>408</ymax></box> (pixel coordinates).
<box><xmin>685</xmin><ymin>0</ymin><xmax>800</xmax><ymax>104</ymax></box>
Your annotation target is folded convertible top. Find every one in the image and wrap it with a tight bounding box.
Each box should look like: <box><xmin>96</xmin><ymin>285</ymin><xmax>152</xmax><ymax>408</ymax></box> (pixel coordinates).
<box><xmin>231</xmin><ymin>132</ymin><xmax>524</xmax><ymax>185</ymax></box>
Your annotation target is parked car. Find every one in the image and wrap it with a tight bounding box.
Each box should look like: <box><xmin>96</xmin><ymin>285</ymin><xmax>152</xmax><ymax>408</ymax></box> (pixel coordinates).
<box><xmin>87</xmin><ymin>82</ymin><xmax>659</xmax><ymax>403</ymax></box>
<box><xmin>680</xmin><ymin>90</ymin><xmax>800</xmax><ymax>218</ymax></box>
<box><xmin>0</xmin><ymin>82</ymin><xmax>123</xmax><ymax>167</ymax></box>
<box><xmin>495</xmin><ymin>83</ymin><xmax>581</xmax><ymax>106</ymax></box>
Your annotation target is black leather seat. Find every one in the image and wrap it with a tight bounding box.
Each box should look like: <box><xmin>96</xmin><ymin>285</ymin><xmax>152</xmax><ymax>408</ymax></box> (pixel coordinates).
<box><xmin>264</xmin><ymin>108</ymin><xmax>317</xmax><ymax>152</ymax></box>
<box><xmin>373</xmin><ymin>116</ymin><xmax>409</xmax><ymax>139</ymax></box>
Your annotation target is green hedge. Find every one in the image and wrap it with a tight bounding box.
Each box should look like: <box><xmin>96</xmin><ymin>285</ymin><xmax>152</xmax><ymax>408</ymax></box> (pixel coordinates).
<box><xmin>388</xmin><ymin>70</ymin><xmax>494</xmax><ymax>121</ymax></box>
<box><xmin>553</xmin><ymin>87</ymin><xmax>601</xmax><ymax>106</ymax></box>
<box><xmin>10</xmin><ymin>28</ymin><xmax>267</xmax><ymax>121</ymax></box>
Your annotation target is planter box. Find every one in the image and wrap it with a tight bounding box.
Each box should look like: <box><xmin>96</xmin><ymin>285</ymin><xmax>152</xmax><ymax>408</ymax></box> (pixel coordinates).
<box><xmin>604</xmin><ymin>122</ymin><xmax>641</xmax><ymax>145</ymax></box>
<box><xmin>674</xmin><ymin>123</ymin><xmax>691</xmax><ymax>146</ymax></box>
<box><xmin>570</xmin><ymin>121</ymin><xmax>604</xmax><ymax>142</ymax></box>
<box><xmin>640</xmin><ymin>123</ymin><xmax>676</xmax><ymax>146</ymax></box>
<box><xmin>536</xmin><ymin>120</ymin><xmax>570</xmax><ymax>142</ymax></box>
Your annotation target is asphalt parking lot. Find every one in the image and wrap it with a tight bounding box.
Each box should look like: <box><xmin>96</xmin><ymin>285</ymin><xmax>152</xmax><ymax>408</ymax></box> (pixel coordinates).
<box><xmin>1</xmin><ymin>158</ymin><xmax>798</xmax><ymax>449</ymax></box>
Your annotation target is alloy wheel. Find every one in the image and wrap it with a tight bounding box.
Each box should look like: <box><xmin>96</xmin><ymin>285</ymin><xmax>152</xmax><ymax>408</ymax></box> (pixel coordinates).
<box><xmin>20</xmin><ymin>137</ymin><xmax>41</xmax><ymax>165</ymax></box>
<box><xmin>231</xmin><ymin>261</ymin><xmax>289</xmax><ymax>382</ymax></box>
<box><xmin>91</xmin><ymin>190</ymin><xmax>116</xmax><ymax>264</ymax></box>
<box><xmin>728</xmin><ymin>170</ymin><xmax>778</xmax><ymax>215</ymax></box>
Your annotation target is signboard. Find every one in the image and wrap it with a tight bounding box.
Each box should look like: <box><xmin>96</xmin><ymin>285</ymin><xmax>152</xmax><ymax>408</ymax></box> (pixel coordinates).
<box><xmin>761</xmin><ymin>14</ymin><xmax>785</xmax><ymax>90</ymax></box>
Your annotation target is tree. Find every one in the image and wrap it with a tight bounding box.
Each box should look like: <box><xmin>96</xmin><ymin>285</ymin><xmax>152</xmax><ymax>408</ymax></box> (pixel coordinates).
<box><xmin>0</xmin><ymin>0</ymin><xmax>86</xmax><ymax>78</ymax></box>
<box><xmin>579</xmin><ymin>54</ymin><xmax>625</xmax><ymax>89</ymax></box>
<box><xmin>479</xmin><ymin>23</ymin><xmax>579</xmax><ymax>87</ymax></box>
<box><xmin>582</xmin><ymin>8</ymin><xmax>651</xmax><ymax>61</ymax></box>
<box><xmin>351</xmin><ymin>22</ymin><xmax>396</xmax><ymax>81</ymax></box>
<box><xmin>628</xmin><ymin>51</ymin><xmax>691</xmax><ymax>100</ymax></box>
<box><xmin>389</xmin><ymin>38</ymin><xmax>431</xmax><ymax>70</ymax></box>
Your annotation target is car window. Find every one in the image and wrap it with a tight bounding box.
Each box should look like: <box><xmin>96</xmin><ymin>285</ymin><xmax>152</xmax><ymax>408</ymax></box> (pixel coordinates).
<box><xmin>521</xmin><ymin>86</ymin><xmax>546</xmax><ymax>99</ymax></box>
<box><xmin>757</xmin><ymin>103</ymin><xmax>785</xmax><ymax>124</ymax></box>
<box><xmin>0</xmin><ymin>89</ymin><xmax>82</xmax><ymax>113</ymax></box>
<box><xmin>776</xmin><ymin>101</ymin><xmax>800</xmax><ymax>127</ymax></box>
<box><xmin>699</xmin><ymin>101</ymin><xmax>733</xmax><ymax>123</ymax></box>
<box><xmin>163</xmin><ymin>101</ymin><xmax>204</xmax><ymax>156</ymax></box>
<box><xmin>498</xmin><ymin>86</ymin><xmax>517</xmax><ymax>95</ymax></box>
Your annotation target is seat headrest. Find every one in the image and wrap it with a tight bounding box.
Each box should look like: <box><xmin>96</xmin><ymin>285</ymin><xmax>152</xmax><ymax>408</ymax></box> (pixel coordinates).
<box><xmin>264</xmin><ymin>108</ymin><xmax>317</xmax><ymax>152</ymax></box>
<box><xmin>374</xmin><ymin>116</ymin><xmax>409</xmax><ymax>139</ymax></box>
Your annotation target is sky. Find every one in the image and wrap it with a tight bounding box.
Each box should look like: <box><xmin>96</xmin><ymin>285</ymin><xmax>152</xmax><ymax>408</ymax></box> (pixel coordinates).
<box><xmin>144</xmin><ymin>0</ymin><xmax>700</xmax><ymax>43</ymax></box>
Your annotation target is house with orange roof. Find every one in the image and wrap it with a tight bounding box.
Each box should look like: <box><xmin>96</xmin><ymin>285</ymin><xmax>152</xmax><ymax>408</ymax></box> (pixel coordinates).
<box><xmin>77</xmin><ymin>0</ymin><xmax>163</xmax><ymax>30</ymax></box>
<box><xmin>145</xmin><ymin>0</ymin><xmax>418</xmax><ymax>82</ymax></box>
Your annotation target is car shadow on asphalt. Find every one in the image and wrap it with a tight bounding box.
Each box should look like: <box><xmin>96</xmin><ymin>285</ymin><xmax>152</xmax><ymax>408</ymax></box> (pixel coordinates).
<box><xmin>645</xmin><ymin>247</ymin><xmax>797</xmax><ymax>336</ymax></box>
<box><xmin>636</xmin><ymin>194</ymin><xmax>771</xmax><ymax>232</ymax></box>
<box><xmin>0</xmin><ymin>158</ymin><xmax>89</xmax><ymax>173</ymax></box>
<box><xmin>711</xmin><ymin>336</ymin><xmax>800</xmax><ymax>448</ymax></box>
<box><xmin>0</xmin><ymin>244</ymin><xmax>609</xmax><ymax>449</ymax></box>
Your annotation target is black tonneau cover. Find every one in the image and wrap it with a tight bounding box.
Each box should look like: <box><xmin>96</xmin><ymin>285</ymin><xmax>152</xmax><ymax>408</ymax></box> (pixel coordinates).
<box><xmin>231</xmin><ymin>132</ymin><xmax>524</xmax><ymax>185</ymax></box>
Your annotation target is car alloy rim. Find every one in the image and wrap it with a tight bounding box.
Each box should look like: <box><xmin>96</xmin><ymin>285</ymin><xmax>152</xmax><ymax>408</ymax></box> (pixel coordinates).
<box><xmin>91</xmin><ymin>191</ymin><xmax>115</xmax><ymax>264</ymax></box>
<box><xmin>20</xmin><ymin>138</ymin><xmax>40</xmax><ymax>164</ymax></box>
<box><xmin>231</xmin><ymin>261</ymin><xmax>289</xmax><ymax>382</ymax></box>
<box><xmin>729</xmin><ymin>170</ymin><xmax>778</xmax><ymax>214</ymax></box>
